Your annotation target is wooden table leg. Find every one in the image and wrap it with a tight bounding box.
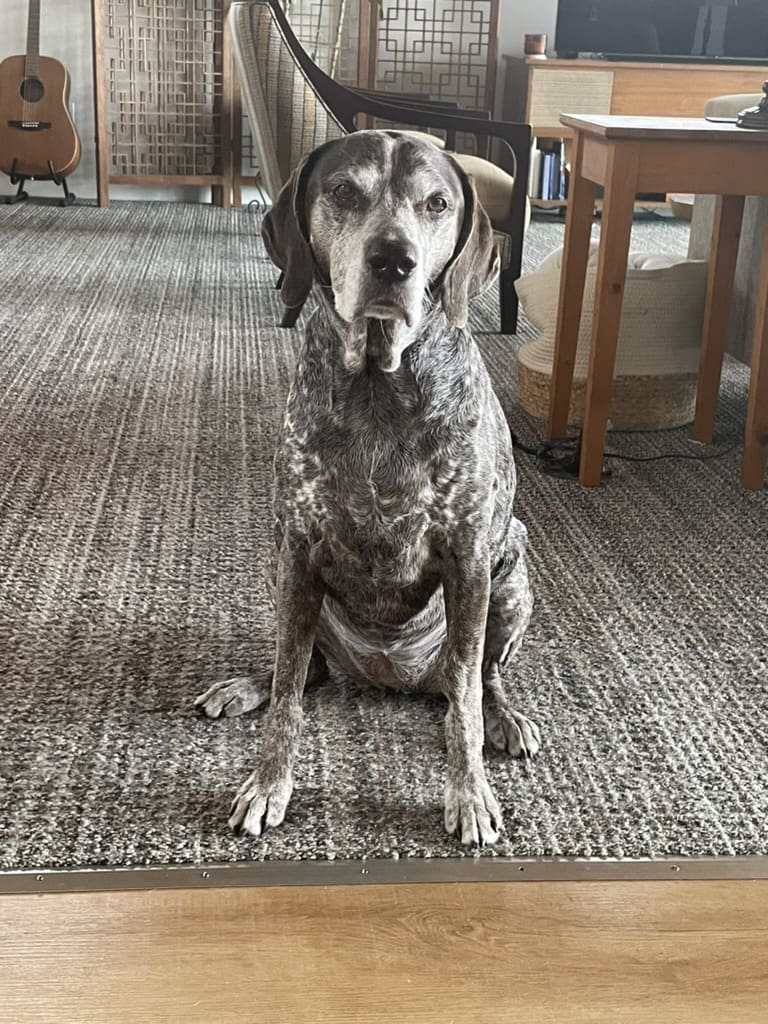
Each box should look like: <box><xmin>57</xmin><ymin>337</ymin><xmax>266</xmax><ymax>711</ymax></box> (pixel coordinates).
<box><xmin>692</xmin><ymin>195</ymin><xmax>745</xmax><ymax>443</ymax></box>
<box><xmin>548</xmin><ymin>132</ymin><xmax>595</xmax><ymax>440</ymax></box>
<box><xmin>579</xmin><ymin>145</ymin><xmax>639</xmax><ymax>487</ymax></box>
<box><xmin>741</xmin><ymin>214</ymin><xmax>768</xmax><ymax>490</ymax></box>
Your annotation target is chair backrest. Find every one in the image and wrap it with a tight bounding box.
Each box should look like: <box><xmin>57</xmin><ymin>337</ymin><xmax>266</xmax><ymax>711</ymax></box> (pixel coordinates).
<box><xmin>229</xmin><ymin>0</ymin><xmax>346</xmax><ymax>200</ymax></box>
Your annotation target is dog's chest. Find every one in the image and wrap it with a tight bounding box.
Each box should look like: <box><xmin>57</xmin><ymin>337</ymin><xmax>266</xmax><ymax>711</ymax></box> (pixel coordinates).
<box><xmin>299</xmin><ymin>440</ymin><xmax>443</xmax><ymax>585</ymax></box>
<box><xmin>282</xmin><ymin>407</ymin><xmax>470</xmax><ymax>592</ymax></box>
<box><xmin>278</xmin><ymin>349</ymin><xmax>490</xmax><ymax>598</ymax></box>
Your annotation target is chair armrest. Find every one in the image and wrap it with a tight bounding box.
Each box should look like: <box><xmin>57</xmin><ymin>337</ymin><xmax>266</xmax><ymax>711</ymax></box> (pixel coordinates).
<box><xmin>339</xmin><ymin>91</ymin><xmax>530</xmax><ymax>188</ymax></box>
<box><xmin>354</xmin><ymin>88</ymin><xmax>459</xmax><ymax>110</ymax></box>
<box><xmin>351</xmin><ymin>89</ymin><xmax>491</xmax><ymax>149</ymax></box>
<box><xmin>354</xmin><ymin>88</ymin><xmax>491</xmax><ymax>120</ymax></box>
<box><xmin>332</xmin><ymin>92</ymin><xmax>528</xmax><ymax>154</ymax></box>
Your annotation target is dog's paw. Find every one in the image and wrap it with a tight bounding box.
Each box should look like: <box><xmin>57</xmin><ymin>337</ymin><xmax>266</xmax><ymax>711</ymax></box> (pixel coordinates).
<box><xmin>228</xmin><ymin>768</ymin><xmax>294</xmax><ymax>837</ymax></box>
<box><xmin>194</xmin><ymin>676</ymin><xmax>271</xmax><ymax>719</ymax></box>
<box><xmin>444</xmin><ymin>774</ymin><xmax>503</xmax><ymax>847</ymax></box>
<box><xmin>484</xmin><ymin>705</ymin><xmax>541</xmax><ymax>759</ymax></box>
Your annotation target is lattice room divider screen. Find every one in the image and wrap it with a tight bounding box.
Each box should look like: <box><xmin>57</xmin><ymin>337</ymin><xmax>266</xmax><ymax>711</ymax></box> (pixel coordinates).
<box><xmin>91</xmin><ymin>0</ymin><xmax>233</xmax><ymax>206</ymax></box>
<box><xmin>359</xmin><ymin>0</ymin><xmax>501</xmax><ymax>159</ymax></box>
<box><xmin>367</xmin><ymin>1</ymin><xmax>500</xmax><ymax>112</ymax></box>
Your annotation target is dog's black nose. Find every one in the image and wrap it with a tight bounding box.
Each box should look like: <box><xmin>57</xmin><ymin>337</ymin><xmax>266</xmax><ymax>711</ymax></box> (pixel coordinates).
<box><xmin>366</xmin><ymin>241</ymin><xmax>417</xmax><ymax>284</ymax></box>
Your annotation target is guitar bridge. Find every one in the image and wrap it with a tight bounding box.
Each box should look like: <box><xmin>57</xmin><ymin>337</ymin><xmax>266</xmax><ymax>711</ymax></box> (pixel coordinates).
<box><xmin>8</xmin><ymin>120</ymin><xmax>52</xmax><ymax>130</ymax></box>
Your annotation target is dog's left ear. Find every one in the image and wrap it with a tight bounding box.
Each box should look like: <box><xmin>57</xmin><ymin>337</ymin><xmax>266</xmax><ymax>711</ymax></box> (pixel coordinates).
<box><xmin>440</xmin><ymin>159</ymin><xmax>500</xmax><ymax>328</ymax></box>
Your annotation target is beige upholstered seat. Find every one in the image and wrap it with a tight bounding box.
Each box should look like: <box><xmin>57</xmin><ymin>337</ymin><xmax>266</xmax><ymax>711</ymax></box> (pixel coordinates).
<box><xmin>452</xmin><ymin>154</ymin><xmax>522</xmax><ymax>222</ymax></box>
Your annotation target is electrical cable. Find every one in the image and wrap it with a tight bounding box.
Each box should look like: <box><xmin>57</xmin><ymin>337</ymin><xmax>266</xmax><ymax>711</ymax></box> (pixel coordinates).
<box><xmin>511</xmin><ymin>429</ymin><xmax>739</xmax><ymax>481</ymax></box>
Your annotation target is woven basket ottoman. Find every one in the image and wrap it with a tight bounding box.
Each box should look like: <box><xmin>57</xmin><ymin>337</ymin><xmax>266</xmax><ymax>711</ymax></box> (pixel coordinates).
<box><xmin>515</xmin><ymin>243</ymin><xmax>709</xmax><ymax>431</ymax></box>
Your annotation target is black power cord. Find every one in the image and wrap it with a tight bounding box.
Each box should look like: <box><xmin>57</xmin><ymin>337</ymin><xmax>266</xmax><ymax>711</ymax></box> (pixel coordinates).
<box><xmin>511</xmin><ymin>429</ymin><xmax>739</xmax><ymax>481</ymax></box>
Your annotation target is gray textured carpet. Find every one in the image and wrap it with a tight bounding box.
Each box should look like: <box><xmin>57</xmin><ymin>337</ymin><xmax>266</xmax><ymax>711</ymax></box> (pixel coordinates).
<box><xmin>0</xmin><ymin>201</ymin><xmax>766</xmax><ymax>871</ymax></box>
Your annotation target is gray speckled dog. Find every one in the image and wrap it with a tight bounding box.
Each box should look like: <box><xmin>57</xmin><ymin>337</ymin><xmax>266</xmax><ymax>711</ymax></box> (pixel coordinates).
<box><xmin>195</xmin><ymin>131</ymin><xmax>540</xmax><ymax>846</ymax></box>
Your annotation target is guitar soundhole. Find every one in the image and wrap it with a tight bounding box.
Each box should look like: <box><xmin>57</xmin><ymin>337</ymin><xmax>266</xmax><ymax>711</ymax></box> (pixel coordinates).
<box><xmin>20</xmin><ymin>78</ymin><xmax>45</xmax><ymax>103</ymax></box>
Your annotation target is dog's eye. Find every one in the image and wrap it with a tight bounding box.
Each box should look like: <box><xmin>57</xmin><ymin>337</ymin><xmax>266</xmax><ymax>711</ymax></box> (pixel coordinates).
<box><xmin>332</xmin><ymin>182</ymin><xmax>358</xmax><ymax>207</ymax></box>
<box><xmin>426</xmin><ymin>194</ymin><xmax>448</xmax><ymax>214</ymax></box>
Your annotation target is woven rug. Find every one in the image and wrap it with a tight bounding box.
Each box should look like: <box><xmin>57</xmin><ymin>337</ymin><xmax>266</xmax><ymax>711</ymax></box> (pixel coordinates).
<box><xmin>0</xmin><ymin>201</ymin><xmax>765</xmax><ymax>871</ymax></box>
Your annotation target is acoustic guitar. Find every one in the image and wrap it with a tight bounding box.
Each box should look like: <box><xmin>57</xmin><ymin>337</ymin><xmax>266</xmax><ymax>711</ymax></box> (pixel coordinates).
<box><xmin>0</xmin><ymin>0</ymin><xmax>81</xmax><ymax>179</ymax></box>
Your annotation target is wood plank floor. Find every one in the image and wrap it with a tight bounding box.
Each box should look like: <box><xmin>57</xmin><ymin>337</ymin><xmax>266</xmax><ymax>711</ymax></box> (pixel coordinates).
<box><xmin>2</xmin><ymin>880</ymin><xmax>767</xmax><ymax>1023</ymax></box>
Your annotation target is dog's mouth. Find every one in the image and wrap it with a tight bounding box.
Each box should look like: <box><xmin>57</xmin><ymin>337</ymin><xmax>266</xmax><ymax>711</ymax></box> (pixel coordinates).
<box><xmin>365</xmin><ymin>318</ymin><xmax>406</xmax><ymax>371</ymax></box>
<box><xmin>338</xmin><ymin>315</ymin><xmax>413</xmax><ymax>375</ymax></box>
<box><xmin>361</xmin><ymin>303</ymin><xmax>413</xmax><ymax>329</ymax></box>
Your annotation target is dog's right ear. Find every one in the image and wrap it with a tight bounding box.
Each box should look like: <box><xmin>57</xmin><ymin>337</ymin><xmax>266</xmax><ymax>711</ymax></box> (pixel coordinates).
<box><xmin>440</xmin><ymin>157</ymin><xmax>500</xmax><ymax>329</ymax></box>
<box><xmin>261</xmin><ymin>155</ymin><xmax>316</xmax><ymax>312</ymax></box>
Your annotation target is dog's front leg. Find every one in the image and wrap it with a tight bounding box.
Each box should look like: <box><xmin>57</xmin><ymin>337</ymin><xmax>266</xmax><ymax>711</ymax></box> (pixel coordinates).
<box><xmin>441</xmin><ymin>542</ymin><xmax>503</xmax><ymax>847</ymax></box>
<box><xmin>228</xmin><ymin>538</ymin><xmax>323</xmax><ymax>837</ymax></box>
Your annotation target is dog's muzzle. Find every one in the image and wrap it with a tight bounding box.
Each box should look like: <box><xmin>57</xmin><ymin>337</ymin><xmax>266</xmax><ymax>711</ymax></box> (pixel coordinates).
<box><xmin>334</xmin><ymin>237</ymin><xmax>424</xmax><ymax>372</ymax></box>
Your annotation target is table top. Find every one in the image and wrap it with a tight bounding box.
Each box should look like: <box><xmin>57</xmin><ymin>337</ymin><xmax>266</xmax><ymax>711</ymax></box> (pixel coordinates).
<box><xmin>560</xmin><ymin>114</ymin><xmax>768</xmax><ymax>143</ymax></box>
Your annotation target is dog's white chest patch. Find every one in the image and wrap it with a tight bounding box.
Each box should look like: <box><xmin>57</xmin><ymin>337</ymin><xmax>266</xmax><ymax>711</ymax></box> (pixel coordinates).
<box><xmin>313</xmin><ymin>507</ymin><xmax>434</xmax><ymax>590</ymax></box>
<box><xmin>315</xmin><ymin>590</ymin><xmax>446</xmax><ymax>690</ymax></box>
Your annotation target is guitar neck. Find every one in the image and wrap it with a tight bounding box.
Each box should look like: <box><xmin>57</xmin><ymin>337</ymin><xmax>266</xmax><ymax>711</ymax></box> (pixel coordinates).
<box><xmin>25</xmin><ymin>0</ymin><xmax>41</xmax><ymax>77</ymax></box>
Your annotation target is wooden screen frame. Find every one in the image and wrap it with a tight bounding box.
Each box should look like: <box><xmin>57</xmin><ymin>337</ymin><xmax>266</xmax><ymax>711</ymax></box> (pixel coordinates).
<box><xmin>91</xmin><ymin>0</ymin><xmax>234</xmax><ymax>207</ymax></box>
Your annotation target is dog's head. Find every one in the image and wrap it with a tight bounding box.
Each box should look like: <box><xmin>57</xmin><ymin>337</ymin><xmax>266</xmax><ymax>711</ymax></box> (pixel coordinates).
<box><xmin>262</xmin><ymin>131</ymin><xmax>499</xmax><ymax>372</ymax></box>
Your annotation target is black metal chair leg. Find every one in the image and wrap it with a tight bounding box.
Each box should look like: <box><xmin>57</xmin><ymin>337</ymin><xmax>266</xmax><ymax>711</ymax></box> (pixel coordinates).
<box><xmin>498</xmin><ymin>266</ymin><xmax>519</xmax><ymax>335</ymax></box>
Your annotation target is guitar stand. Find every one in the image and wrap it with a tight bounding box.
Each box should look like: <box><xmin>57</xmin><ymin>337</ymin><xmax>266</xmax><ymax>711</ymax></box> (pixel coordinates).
<box><xmin>4</xmin><ymin>158</ymin><xmax>76</xmax><ymax>207</ymax></box>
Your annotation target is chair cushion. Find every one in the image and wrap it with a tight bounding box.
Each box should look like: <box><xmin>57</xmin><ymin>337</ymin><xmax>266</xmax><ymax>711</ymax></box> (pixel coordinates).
<box><xmin>450</xmin><ymin>152</ymin><xmax>515</xmax><ymax>222</ymax></box>
<box><xmin>450</xmin><ymin>153</ymin><xmax>530</xmax><ymax>268</ymax></box>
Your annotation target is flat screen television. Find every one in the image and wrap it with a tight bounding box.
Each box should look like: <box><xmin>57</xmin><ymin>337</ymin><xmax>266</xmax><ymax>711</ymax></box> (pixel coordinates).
<box><xmin>555</xmin><ymin>1</ymin><xmax>768</xmax><ymax>63</ymax></box>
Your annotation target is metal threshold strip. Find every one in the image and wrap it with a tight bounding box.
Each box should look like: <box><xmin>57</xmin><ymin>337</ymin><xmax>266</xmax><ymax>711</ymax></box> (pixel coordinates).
<box><xmin>2</xmin><ymin>855</ymin><xmax>768</xmax><ymax>894</ymax></box>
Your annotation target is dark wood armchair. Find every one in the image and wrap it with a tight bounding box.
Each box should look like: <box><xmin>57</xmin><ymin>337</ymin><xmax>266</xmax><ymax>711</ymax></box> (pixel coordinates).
<box><xmin>230</xmin><ymin>0</ymin><xmax>531</xmax><ymax>333</ymax></box>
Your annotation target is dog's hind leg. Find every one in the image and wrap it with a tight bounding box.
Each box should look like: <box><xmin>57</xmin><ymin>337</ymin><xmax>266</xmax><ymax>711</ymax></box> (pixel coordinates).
<box><xmin>482</xmin><ymin>661</ymin><xmax>540</xmax><ymax>758</ymax></box>
<box><xmin>482</xmin><ymin>542</ymin><xmax>541</xmax><ymax>758</ymax></box>
<box><xmin>194</xmin><ymin>648</ymin><xmax>328</xmax><ymax>720</ymax></box>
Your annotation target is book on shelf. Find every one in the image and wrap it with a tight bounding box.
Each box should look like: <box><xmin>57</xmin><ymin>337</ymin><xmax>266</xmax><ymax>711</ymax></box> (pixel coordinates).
<box><xmin>544</xmin><ymin>152</ymin><xmax>551</xmax><ymax>200</ymax></box>
<box><xmin>529</xmin><ymin>139</ymin><xmax>569</xmax><ymax>202</ymax></box>
<box><xmin>549</xmin><ymin>150</ymin><xmax>560</xmax><ymax>200</ymax></box>
<box><xmin>527</xmin><ymin>143</ymin><xmax>542</xmax><ymax>197</ymax></box>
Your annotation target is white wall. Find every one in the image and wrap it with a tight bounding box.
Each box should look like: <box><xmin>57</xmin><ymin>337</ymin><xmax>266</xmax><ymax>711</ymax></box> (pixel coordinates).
<box><xmin>499</xmin><ymin>0</ymin><xmax>559</xmax><ymax>57</ymax></box>
<box><xmin>496</xmin><ymin>0</ymin><xmax>560</xmax><ymax>116</ymax></box>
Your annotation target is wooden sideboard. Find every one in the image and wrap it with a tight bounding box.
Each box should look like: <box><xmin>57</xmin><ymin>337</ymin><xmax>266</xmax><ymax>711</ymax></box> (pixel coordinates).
<box><xmin>503</xmin><ymin>56</ymin><xmax>768</xmax><ymax>206</ymax></box>
<box><xmin>505</xmin><ymin>56</ymin><xmax>768</xmax><ymax>138</ymax></box>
